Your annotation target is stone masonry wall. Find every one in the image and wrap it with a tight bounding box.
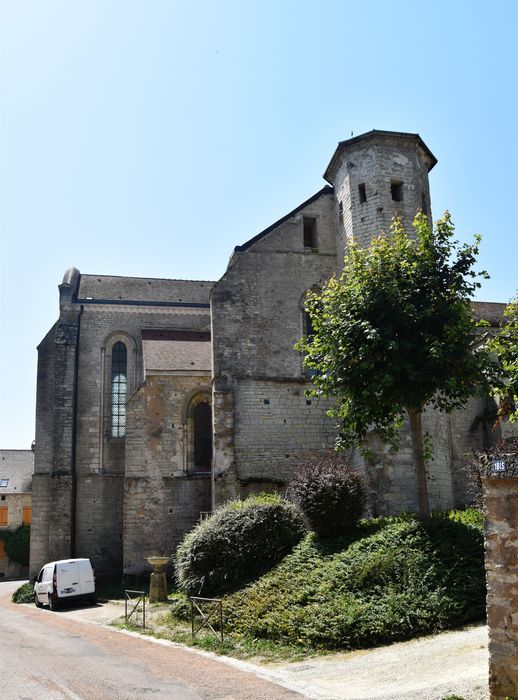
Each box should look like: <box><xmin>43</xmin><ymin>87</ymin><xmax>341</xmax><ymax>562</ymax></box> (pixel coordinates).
<box><xmin>30</xmin><ymin>306</ymin><xmax>79</xmax><ymax>575</ymax></box>
<box><xmin>73</xmin><ymin>303</ymin><xmax>211</xmax><ymax>576</ymax></box>
<box><xmin>234</xmin><ymin>379</ymin><xmax>337</xmax><ymax>483</ymax></box>
<box><xmin>362</xmin><ymin>407</ymin><xmax>454</xmax><ymax>515</ymax></box>
<box><xmin>123</xmin><ymin>374</ymin><xmax>211</xmax><ymax>574</ymax></box>
<box><xmin>211</xmin><ymin>189</ymin><xmax>337</xmax><ymax>494</ymax></box>
<box><xmin>330</xmin><ymin>134</ymin><xmax>433</xmax><ymax>262</ymax></box>
<box><xmin>483</xmin><ymin>477</ymin><xmax>518</xmax><ymax>699</ymax></box>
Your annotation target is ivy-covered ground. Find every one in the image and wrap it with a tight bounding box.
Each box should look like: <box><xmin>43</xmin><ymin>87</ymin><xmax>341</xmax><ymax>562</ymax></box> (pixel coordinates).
<box><xmin>171</xmin><ymin>509</ymin><xmax>484</xmax><ymax>653</ymax></box>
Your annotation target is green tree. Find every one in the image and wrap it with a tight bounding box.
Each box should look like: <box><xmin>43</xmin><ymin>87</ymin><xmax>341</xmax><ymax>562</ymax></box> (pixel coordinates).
<box><xmin>297</xmin><ymin>212</ymin><xmax>500</xmax><ymax>517</ymax></box>
<box><xmin>489</xmin><ymin>293</ymin><xmax>518</xmax><ymax>422</ymax></box>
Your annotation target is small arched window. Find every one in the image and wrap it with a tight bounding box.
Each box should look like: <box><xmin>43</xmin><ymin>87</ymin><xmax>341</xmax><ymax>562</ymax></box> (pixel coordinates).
<box><xmin>193</xmin><ymin>402</ymin><xmax>212</xmax><ymax>473</ymax></box>
<box><xmin>111</xmin><ymin>341</ymin><xmax>127</xmax><ymax>438</ymax></box>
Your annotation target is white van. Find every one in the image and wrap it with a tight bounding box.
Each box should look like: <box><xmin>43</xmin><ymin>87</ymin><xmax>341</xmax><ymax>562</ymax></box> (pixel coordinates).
<box><xmin>34</xmin><ymin>558</ymin><xmax>96</xmax><ymax>610</ymax></box>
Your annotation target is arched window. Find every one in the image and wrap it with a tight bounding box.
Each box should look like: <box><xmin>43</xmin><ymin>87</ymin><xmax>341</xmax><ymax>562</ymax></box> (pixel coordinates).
<box><xmin>111</xmin><ymin>341</ymin><xmax>127</xmax><ymax>438</ymax></box>
<box><xmin>193</xmin><ymin>402</ymin><xmax>212</xmax><ymax>473</ymax></box>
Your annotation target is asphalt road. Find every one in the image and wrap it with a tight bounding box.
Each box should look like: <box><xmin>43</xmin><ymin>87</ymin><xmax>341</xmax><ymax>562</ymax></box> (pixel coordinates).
<box><xmin>0</xmin><ymin>581</ymin><xmax>302</xmax><ymax>700</ymax></box>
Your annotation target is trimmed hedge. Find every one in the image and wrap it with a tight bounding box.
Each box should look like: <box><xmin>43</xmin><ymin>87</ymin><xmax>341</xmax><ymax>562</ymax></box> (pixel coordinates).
<box><xmin>175</xmin><ymin>493</ymin><xmax>306</xmax><ymax>596</ymax></box>
<box><xmin>222</xmin><ymin>509</ymin><xmax>484</xmax><ymax>650</ymax></box>
<box><xmin>287</xmin><ymin>454</ymin><xmax>366</xmax><ymax>537</ymax></box>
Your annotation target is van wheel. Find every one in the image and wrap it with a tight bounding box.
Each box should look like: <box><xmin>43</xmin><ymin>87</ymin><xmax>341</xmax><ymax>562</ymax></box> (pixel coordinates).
<box><xmin>35</xmin><ymin>597</ymin><xmax>43</xmax><ymax>608</ymax></box>
<box><xmin>48</xmin><ymin>595</ymin><xmax>59</xmax><ymax>611</ymax></box>
<box><xmin>90</xmin><ymin>593</ymin><xmax>97</xmax><ymax>605</ymax></box>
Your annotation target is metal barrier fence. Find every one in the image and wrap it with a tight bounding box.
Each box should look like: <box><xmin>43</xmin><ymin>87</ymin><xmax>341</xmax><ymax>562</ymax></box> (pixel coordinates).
<box><xmin>124</xmin><ymin>589</ymin><xmax>146</xmax><ymax>628</ymax></box>
<box><xmin>190</xmin><ymin>596</ymin><xmax>223</xmax><ymax>642</ymax></box>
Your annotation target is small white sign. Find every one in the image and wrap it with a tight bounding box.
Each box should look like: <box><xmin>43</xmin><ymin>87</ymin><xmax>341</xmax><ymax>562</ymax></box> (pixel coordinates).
<box><xmin>492</xmin><ymin>460</ymin><xmax>507</xmax><ymax>473</ymax></box>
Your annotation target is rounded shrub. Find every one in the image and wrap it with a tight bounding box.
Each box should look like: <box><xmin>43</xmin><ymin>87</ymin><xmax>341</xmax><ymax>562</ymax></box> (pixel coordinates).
<box><xmin>287</xmin><ymin>453</ymin><xmax>366</xmax><ymax>537</ymax></box>
<box><xmin>12</xmin><ymin>581</ymin><xmax>34</xmax><ymax>604</ymax></box>
<box><xmin>175</xmin><ymin>493</ymin><xmax>306</xmax><ymax>596</ymax></box>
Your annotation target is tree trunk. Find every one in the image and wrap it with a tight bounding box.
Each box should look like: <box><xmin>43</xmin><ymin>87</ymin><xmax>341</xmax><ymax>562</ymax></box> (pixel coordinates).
<box><xmin>407</xmin><ymin>407</ymin><xmax>430</xmax><ymax>518</ymax></box>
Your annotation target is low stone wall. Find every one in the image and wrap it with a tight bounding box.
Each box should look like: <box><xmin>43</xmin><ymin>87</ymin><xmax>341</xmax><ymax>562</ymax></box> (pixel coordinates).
<box><xmin>484</xmin><ymin>477</ymin><xmax>518</xmax><ymax>699</ymax></box>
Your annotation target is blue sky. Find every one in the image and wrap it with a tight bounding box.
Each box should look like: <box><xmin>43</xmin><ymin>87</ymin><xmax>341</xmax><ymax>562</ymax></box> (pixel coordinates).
<box><xmin>1</xmin><ymin>0</ymin><xmax>517</xmax><ymax>449</ymax></box>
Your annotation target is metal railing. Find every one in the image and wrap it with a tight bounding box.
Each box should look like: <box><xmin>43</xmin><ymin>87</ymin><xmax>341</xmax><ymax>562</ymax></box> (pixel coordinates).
<box><xmin>124</xmin><ymin>589</ymin><xmax>146</xmax><ymax>628</ymax></box>
<box><xmin>190</xmin><ymin>596</ymin><xmax>223</xmax><ymax>642</ymax></box>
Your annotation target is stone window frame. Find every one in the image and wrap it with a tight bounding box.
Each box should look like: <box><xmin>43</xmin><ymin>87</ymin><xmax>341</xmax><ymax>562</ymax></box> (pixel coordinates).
<box><xmin>100</xmin><ymin>331</ymin><xmax>138</xmax><ymax>442</ymax></box>
<box><xmin>182</xmin><ymin>388</ymin><xmax>212</xmax><ymax>476</ymax></box>
<box><xmin>303</xmin><ymin>216</ymin><xmax>318</xmax><ymax>249</ymax></box>
<box><xmin>299</xmin><ymin>287</ymin><xmax>322</xmax><ymax>378</ymax></box>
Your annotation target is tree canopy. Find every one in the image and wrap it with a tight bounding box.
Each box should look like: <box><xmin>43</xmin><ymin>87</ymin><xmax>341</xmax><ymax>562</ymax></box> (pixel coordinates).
<box><xmin>297</xmin><ymin>212</ymin><xmax>501</xmax><ymax>516</ymax></box>
<box><xmin>489</xmin><ymin>293</ymin><xmax>518</xmax><ymax>423</ymax></box>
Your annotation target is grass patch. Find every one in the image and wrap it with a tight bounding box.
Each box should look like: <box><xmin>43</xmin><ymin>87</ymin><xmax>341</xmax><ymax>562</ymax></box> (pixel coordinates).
<box><xmin>111</xmin><ymin>612</ymin><xmax>315</xmax><ymax>663</ymax></box>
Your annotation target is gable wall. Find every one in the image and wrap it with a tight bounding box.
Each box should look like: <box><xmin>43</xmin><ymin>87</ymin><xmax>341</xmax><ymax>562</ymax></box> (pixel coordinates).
<box><xmin>212</xmin><ymin>191</ymin><xmax>339</xmax><ymax>495</ymax></box>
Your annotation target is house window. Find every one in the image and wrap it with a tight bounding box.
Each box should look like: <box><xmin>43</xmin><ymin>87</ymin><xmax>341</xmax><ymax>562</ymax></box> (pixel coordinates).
<box><xmin>391</xmin><ymin>180</ymin><xmax>403</xmax><ymax>202</ymax></box>
<box><xmin>111</xmin><ymin>341</ymin><xmax>127</xmax><ymax>438</ymax></box>
<box><xmin>339</xmin><ymin>201</ymin><xmax>344</xmax><ymax>224</ymax></box>
<box><xmin>0</xmin><ymin>540</ymin><xmax>6</xmax><ymax>559</ymax></box>
<box><xmin>303</xmin><ymin>217</ymin><xmax>317</xmax><ymax>248</ymax></box>
<box><xmin>359</xmin><ymin>183</ymin><xmax>367</xmax><ymax>203</ymax></box>
<box><xmin>22</xmin><ymin>506</ymin><xmax>32</xmax><ymax>525</ymax></box>
<box><xmin>0</xmin><ymin>507</ymin><xmax>7</xmax><ymax>526</ymax></box>
<box><xmin>0</xmin><ymin>479</ymin><xmax>8</xmax><ymax>488</ymax></box>
<box><xmin>193</xmin><ymin>402</ymin><xmax>212</xmax><ymax>473</ymax></box>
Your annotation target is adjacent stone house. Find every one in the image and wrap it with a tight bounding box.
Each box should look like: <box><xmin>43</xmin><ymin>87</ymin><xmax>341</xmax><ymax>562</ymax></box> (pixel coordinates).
<box><xmin>30</xmin><ymin>129</ymin><xmax>517</xmax><ymax>578</ymax></box>
<box><xmin>0</xmin><ymin>449</ymin><xmax>33</xmax><ymax>579</ymax></box>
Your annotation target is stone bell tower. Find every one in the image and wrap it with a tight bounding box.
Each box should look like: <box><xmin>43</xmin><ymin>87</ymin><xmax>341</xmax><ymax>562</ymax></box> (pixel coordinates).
<box><xmin>323</xmin><ymin>130</ymin><xmax>437</xmax><ymax>264</ymax></box>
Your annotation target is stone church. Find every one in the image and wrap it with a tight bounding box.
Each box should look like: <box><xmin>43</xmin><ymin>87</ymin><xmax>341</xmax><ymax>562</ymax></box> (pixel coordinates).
<box><xmin>30</xmin><ymin>130</ymin><xmax>514</xmax><ymax>578</ymax></box>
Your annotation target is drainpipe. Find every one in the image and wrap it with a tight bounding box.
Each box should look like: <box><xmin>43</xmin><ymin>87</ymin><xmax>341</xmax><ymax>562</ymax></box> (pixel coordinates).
<box><xmin>70</xmin><ymin>304</ymin><xmax>84</xmax><ymax>557</ymax></box>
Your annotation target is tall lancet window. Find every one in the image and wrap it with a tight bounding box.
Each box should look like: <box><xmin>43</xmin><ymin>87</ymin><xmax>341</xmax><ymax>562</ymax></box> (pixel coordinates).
<box><xmin>193</xmin><ymin>402</ymin><xmax>212</xmax><ymax>473</ymax></box>
<box><xmin>111</xmin><ymin>341</ymin><xmax>127</xmax><ymax>437</ymax></box>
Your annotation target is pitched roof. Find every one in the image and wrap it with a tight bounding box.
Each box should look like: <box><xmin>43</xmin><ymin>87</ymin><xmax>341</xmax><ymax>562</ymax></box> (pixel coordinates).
<box><xmin>77</xmin><ymin>274</ymin><xmax>215</xmax><ymax>305</ymax></box>
<box><xmin>234</xmin><ymin>186</ymin><xmax>334</xmax><ymax>252</ymax></box>
<box><xmin>0</xmin><ymin>450</ymin><xmax>33</xmax><ymax>493</ymax></box>
<box><xmin>323</xmin><ymin>130</ymin><xmax>437</xmax><ymax>184</ymax></box>
<box><xmin>142</xmin><ymin>331</ymin><xmax>211</xmax><ymax>373</ymax></box>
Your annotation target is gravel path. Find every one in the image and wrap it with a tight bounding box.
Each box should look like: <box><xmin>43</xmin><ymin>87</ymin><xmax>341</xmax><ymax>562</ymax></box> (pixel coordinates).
<box><xmin>264</xmin><ymin>624</ymin><xmax>490</xmax><ymax>700</ymax></box>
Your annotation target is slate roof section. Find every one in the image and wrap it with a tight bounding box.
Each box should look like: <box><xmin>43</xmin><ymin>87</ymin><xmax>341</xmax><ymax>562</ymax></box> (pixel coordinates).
<box><xmin>77</xmin><ymin>275</ymin><xmax>215</xmax><ymax>305</ymax></box>
<box><xmin>143</xmin><ymin>338</ymin><xmax>211</xmax><ymax>374</ymax></box>
<box><xmin>0</xmin><ymin>450</ymin><xmax>33</xmax><ymax>493</ymax></box>
<box><xmin>323</xmin><ymin>130</ymin><xmax>438</xmax><ymax>185</ymax></box>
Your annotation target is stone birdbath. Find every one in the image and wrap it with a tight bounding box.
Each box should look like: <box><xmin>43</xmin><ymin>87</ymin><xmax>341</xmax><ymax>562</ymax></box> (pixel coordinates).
<box><xmin>146</xmin><ymin>556</ymin><xmax>169</xmax><ymax>603</ymax></box>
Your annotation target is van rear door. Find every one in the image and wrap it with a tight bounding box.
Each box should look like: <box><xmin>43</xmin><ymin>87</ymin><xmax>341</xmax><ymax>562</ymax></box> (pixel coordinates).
<box><xmin>77</xmin><ymin>560</ymin><xmax>95</xmax><ymax>594</ymax></box>
<box><xmin>56</xmin><ymin>561</ymin><xmax>79</xmax><ymax>598</ymax></box>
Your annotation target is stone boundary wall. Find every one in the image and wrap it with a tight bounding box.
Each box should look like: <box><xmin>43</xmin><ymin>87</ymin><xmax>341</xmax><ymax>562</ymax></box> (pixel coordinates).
<box><xmin>484</xmin><ymin>477</ymin><xmax>518</xmax><ymax>699</ymax></box>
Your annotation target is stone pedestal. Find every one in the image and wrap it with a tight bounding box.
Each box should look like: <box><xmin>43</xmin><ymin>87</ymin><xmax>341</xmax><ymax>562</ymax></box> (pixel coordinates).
<box><xmin>484</xmin><ymin>477</ymin><xmax>518</xmax><ymax>700</ymax></box>
<box><xmin>148</xmin><ymin>572</ymin><xmax>168</xmax><ymax>603</ymax></box>
<box><xmin>146</xmin><ymin>556</ymin><xmax>169</xmax><ymax>604</ymax></box>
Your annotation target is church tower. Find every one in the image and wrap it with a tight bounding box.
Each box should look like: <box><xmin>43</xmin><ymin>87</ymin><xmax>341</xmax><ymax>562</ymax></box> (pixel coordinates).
<box><xmin>323</xmin><ymin>130</ymin><xmax>437</xmax><ymax>263</ymax></box>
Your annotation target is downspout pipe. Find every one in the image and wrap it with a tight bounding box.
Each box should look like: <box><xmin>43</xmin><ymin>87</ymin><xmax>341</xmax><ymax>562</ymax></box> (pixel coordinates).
<box><xmin>70</xmin><ymin>303</ymin><xmax>84</xmax><ymax>557</ymax></box>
